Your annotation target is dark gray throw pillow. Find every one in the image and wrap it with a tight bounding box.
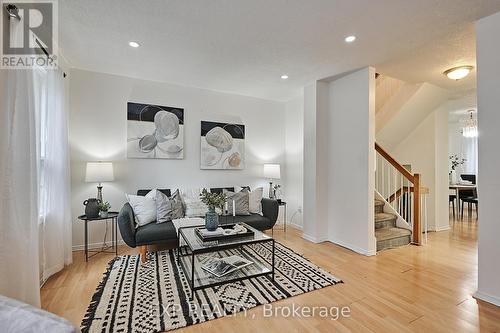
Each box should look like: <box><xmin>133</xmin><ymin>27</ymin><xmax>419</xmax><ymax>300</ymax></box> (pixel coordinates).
<box><xmin>170</xmin><ymin>189</ymin><xmax>185</xmax><ymax>219</ymax></box>
<box><xmin>155</xmin><ymin>190</ymin><xmax>173</xmax><ymax>223</ymax></box>
<box><xmin>224</xmin><ymin>190</ymin><xmax>250</xmax><ymax>216</ymax></box>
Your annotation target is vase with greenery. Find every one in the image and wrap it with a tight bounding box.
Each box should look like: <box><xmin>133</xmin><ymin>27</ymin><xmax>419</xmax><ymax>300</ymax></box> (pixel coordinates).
<box><xmin>200</xmin><ymin>189</ymin><xmax>226</xmax><ymax>231</ymax></box>
<box><xmin>449</xmin><ymin>155</ymin><xmax>466</xmax><ymax>184</ymax></box>
<box><xmin>98</xmin><ymin>201</ymin><xmax>111</xmax><ymax>218</ymax></box>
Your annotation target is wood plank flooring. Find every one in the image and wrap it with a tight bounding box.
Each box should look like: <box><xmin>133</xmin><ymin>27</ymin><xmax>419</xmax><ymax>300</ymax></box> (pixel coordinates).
<box><xmin>41</xmin><ymin>216</ymin><xmax>500</xmax><ymax>332</ymax></box>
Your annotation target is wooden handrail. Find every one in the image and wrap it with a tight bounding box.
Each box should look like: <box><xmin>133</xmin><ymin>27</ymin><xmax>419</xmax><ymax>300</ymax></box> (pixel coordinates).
<box><xmin>375</xmin><ymin>143</ymin><xmax>414</xmax><ymax>182</ymax></box>
<box><xmin>375</xmin><ymin>142</ymin><xmax>421</xmax><ymax>245</ymax></box>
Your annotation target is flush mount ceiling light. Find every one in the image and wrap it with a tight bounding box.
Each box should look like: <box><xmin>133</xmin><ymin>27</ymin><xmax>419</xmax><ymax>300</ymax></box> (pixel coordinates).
<box><xmin>128</xmin><ymin>41</ymin><xmax>140</xmax><ymax>48</ymax></box>
<box><xmin>281</xmin><ymin>74</ymin><xmax>289</xmax><ymax>80</ymax></box>
<box><xmin>443</xmin><ymin>66</ymin><xmax>473</xmax><ymax>80</ymax></box>
<box><xmin>344</xmin><ymin>35</ymin><xmax>356</xmax><ymax>43</ymax></box>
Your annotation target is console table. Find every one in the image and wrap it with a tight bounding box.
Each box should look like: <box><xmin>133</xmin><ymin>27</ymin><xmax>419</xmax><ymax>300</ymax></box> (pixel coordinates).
<box><xmin>77</xmin><ymin>212</ymin><xmax>119</xmax><ymax>261</ymax></box>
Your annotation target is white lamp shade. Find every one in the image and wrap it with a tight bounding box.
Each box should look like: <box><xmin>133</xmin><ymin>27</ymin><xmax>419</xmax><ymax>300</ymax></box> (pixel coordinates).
<box><xmin>85</xmin><ymin>162</ymin><xmax>114</xmax><ymax>183</ymax></box>
<box><xmin>263</xmin><ymin>164</ymin><xmax>281</xmax><ymax>179</ymax></box>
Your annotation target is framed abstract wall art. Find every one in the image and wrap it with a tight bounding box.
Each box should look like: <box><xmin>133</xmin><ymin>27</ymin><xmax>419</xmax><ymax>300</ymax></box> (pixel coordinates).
<box><xmin>200</xmin><ymin>121</ymin><xmax>245</xmax><ymax>169</ymax></box>
<box><xmin>127</xmin><ymin>102</ymin><xmax>184</xmax><ymax>159</ymax></box>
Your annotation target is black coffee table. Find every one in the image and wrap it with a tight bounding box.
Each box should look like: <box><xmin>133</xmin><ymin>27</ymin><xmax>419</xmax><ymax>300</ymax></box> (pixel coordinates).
<box><xmin>177</xmin><ymin>222</ymin><xmax>275</xmax><ymax>298</ymax></box>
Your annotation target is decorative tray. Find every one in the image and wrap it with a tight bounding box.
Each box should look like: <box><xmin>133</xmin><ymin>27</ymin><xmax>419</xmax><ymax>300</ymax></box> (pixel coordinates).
<box><xmin>194</xmin><ymin>223</ymin><xmax>255</xmax><ymax>242</ymax></box>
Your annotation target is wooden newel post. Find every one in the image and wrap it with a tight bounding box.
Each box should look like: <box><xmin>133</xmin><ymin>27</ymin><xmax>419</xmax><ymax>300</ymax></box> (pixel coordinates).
<box><xmin>413</xmin><ymin>174</ymin><xmax>421</xmax><ymax>245</ymax></box>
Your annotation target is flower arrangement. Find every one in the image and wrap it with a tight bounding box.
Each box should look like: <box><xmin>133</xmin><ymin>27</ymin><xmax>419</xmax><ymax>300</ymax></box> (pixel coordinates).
<box><xmin>98</xmin><ymin>201</ymin><xmax>111</xmax><ymax>212</ymax></box>
<box><xmin>449</xmin><ymin>154</ymin><xmax>466</xmax><ymax>171</ymax></box>
<box><xmin>200</xmin><ymin>188</ymin><xmax>227</xmax><ymax>211</ymax></box>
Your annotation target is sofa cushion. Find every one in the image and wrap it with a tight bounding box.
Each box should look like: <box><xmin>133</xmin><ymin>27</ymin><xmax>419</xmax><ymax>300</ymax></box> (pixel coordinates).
<box><xmin>233</xmin><ymin>214</ymin><xmax>271</xmax><ymax>231</ymax></box>
<box><xmin>224</xmin><ymin>190</ymin><xmax>250</xmax><ymax>215</ymax></box>
<box><xmin>125</xmin><ymin>194</ymin><xmax>156</xmax><ymax>227</ymax></box>
<box><xmin>135</xmin><ymin>221</ymin><xmax>178</xmax><ymax>245</ymax></box>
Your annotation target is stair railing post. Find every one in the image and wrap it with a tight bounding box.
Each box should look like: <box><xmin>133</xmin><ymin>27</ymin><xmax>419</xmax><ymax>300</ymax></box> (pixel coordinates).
<box><xmin>413</xmin><ymin>174</ymin><xmax>421</xmax><ymax>245</ymax></box>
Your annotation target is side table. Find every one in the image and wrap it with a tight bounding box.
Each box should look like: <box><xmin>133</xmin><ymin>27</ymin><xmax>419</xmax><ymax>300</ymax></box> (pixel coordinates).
<box><xmin>274</xmin><ymin>201</ymin><xmax>287</xmax><ymax>232</ymax></box>
<box><xmin>77</xmin><ymin>212</ymin><xmax>119</xmax><ymax>262</ymax></box>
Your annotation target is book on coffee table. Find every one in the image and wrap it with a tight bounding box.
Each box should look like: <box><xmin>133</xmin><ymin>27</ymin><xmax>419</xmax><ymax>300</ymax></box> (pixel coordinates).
<box><xmin>201</xmin><ymin>255</ymin><xmax>254</xmax><ymax>278</ymax></box>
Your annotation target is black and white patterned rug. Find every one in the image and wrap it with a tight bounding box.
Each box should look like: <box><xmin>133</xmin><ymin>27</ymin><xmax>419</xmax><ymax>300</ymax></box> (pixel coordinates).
<box><xmin>81</xmin><ymin>242</ymin><xmax>342</xmax><ymax>333</ymax></box>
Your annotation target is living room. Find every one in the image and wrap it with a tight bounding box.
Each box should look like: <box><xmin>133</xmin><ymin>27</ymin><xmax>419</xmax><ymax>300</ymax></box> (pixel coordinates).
<box><xmin>2</xmin><ymin>1</ymin><xmax>500</xmax><ymax>332</ymax></box>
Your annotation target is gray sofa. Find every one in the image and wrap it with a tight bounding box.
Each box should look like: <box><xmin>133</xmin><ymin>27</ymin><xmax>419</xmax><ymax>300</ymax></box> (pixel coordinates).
<box><xmin>117</xmin><ymin>187</ymin><xmax>279</xmax><ymax>262</ymax></box>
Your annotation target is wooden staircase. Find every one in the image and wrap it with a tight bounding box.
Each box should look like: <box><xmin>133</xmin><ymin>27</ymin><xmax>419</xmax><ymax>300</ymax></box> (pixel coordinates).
<box><xmin>374</xmin><ymin>199</ymin><xmax>411</xmax><ymax>251</ymax></box>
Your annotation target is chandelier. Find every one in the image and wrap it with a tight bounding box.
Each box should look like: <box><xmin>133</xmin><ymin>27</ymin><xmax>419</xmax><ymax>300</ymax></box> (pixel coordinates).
<box><xmin>461</xmin><ymin>110</ymin><xmax>478</xmax><ymax>138</ymax></box>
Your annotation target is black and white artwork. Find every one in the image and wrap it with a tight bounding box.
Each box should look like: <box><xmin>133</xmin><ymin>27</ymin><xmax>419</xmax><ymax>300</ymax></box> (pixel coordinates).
<box><xmin>200</xmin><ymin>121</ymin><xmax>245</xmax><ymax>169</ymax></box>
<box><xmin>127</xmin><ymin>102</ymin><xmax>184</xmax><ymax>159</ymax></box>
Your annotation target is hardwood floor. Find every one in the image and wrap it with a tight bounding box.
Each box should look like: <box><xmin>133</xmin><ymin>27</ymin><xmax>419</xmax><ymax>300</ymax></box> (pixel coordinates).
<box><xmin>41</xmin><ymin>216</ymin><xmax>500</xmax><ymax>332</ymax></box>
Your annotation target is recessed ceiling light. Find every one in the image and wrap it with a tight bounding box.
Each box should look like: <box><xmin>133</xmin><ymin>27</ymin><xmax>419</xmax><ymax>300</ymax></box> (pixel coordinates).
<box><xmin>128</xmin><ymin>41</ymin><xmax>140</xmax><ymax>48</ymax></box>
<box><xmin>344</xmin><ymin>35</ymin><xmax>356</xmax><ymax>43</ymax></box>
<box><xmin>281</xmin><ymin>74</ymin><xmax>289</xmax><ymax>80</ymax></box>
<box><xmin>443</xmin><ymin>66</ymin><xmax>473</xmax><ymax>80</ymax></box>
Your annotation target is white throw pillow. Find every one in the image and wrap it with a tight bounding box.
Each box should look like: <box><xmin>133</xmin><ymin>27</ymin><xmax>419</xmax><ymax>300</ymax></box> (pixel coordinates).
<box><xmin>125</xmin><ymin>194</ymin><xmax>157</xmax><ymax>227</ymax></box>
<box><xmin>247</xmin><ymin>187</ymin><xmax>263</xmax><ymax>215</ymax></box>
<box><xmin>180</xmin><ymin>188</ymin><xmax>208</xmax><ymax>217</ymax></box>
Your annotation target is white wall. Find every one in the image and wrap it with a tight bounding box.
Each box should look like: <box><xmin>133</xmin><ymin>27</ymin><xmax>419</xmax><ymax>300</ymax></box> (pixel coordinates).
<box><xmin>69</xmin><ymin>69</ymin><xmax>286</xmax><ymax>249</ymax></box>
<box><xmin>327</xmin><ymin>68</ymin><xmax>376</xmax><ymax>255</ymax></box>
<box><xmin>284</xmin><ymin>94</ymin><xmax>304</xmax><ymax>228</ymax></box>
<box><xmin>476</xmin><ymin>10</ymin><xmax>500</xmax><ymax>307</ymax></box>
<box><xmin>302</xmin><ymin>82</ymin><xmax>329</xmax><ymax>242</ymax></box>
<box><xmin>302</xmin><ymin>67</ymin><xmax>376</xmax><ymax>255</ymax></box>
<box><xmin>391</xmin><ymin>107</ymin><xmax>449</xmax><ymax>232</ymax></box>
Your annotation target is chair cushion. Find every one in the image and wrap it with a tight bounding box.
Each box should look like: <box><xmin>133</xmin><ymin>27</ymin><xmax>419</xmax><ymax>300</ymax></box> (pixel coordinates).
<box><xmin>135</xmin><ymin>221</ymin><xmax>178</xmax><ymax>245</ymax></box>
<box><xmin>232</xmin><ymin>214</ymin><xmax>271</xmax><ymax>231</ymax></box>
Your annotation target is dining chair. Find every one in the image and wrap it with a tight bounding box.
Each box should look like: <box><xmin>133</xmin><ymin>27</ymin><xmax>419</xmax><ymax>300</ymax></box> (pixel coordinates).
<box><xmin>449</xmin><ymin>194</ymin><xmax>457</xmax><ymax>219</ymax></box>
<box><xmin>461</xmin><ymin>187</ymin><xmax>478</xmax><ymax>220</ymax></box>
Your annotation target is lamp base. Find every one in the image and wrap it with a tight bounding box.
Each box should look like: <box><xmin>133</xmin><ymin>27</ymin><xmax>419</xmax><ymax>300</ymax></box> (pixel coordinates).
<box><xmin>97</xmin><ymin>184</ymin><xmax>103</xmax><ymax>202</ymax></box>
<box><xmin>268</xmin><ymin>181</ymin><xmax>275</xmax><ymax>200</ymax></box>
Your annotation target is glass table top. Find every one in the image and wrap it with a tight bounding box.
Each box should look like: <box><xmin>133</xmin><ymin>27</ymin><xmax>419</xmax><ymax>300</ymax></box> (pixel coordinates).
<box><xmin>178</xmin><ymin>222</ymin><xmax>272</xmax><ymax>252</ymax></box>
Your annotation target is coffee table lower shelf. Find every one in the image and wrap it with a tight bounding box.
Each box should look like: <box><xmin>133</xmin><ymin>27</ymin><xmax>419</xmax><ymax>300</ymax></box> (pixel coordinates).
<box><xmin>176</xmin><ymin>242</ymin><xmax>275</xmax><ymax>299</ymax></box>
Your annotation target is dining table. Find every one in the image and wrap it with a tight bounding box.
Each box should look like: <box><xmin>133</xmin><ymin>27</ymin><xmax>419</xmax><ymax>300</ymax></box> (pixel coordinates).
<box><xmin>449</xmin><ymin>183</ymin><xmax>476</xmax><ymax>196</ymax></box>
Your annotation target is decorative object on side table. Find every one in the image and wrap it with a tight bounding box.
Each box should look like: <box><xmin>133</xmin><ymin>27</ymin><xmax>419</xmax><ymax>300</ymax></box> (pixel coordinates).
<box><xmin>263</xmin><ymin>163</ymin><xmax>280</xmax><ymax>199</ymax></box>
<box><xmin>85</xmin><ymin>162</ymin><xmax>114</xmax><ymax>201</ymax></box>
<box><xmin>449</xmin><ymin>154</ymin><xmax>466</xmax><ymax>184</ymax></box>
<box><xmin>98</xmin><ymin>201</ymin><xmax>111</xmax><ymax>218</ymax></box>
<box><xmin>199</xmin><ymin>188</ymin><xmax>227</xmax><ymax>231</ymax></box>
<box><xmin>83</xmin><ymin>198</ymin><xmax>101</xmax><ymax>218</ymax></box>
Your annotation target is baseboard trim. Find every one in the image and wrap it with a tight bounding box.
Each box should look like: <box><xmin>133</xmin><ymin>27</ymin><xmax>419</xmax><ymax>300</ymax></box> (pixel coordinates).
<box><xmin>473</xmin><ymin>291</ymin><xmax>500</xmax><ymax>307</ymax></box>
<box><xmin>302</xmin><ymin>233</ymin><xmax>328</xmax><ymax>243</ymax></box>
<box><xmin>329</xmin><ymin>238</ymin><xmax>376</xmax><ymax>256</ymax></box>
<box><xmin>288</xmin><ymin>222</ymin><xmax>303</xmax><ymax>230</ymax></box>
<box><xmin>434</xmin><ymin>225</ymin><xmax>451</xmax><ymax>232</ymax></box>
<box><xmin>72</xmin><ymin>240</ymin><xmax>126</xmax><ymax>252</ymax></box>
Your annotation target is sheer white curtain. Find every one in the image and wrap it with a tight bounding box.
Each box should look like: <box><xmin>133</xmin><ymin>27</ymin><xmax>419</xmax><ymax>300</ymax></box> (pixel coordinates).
<box><xmin>461</xmin><ymin>136</ymin><xmax>478</xmax><ymax>175</ymax></box>
<box><xmin>0</xmin><ymin>69</ymin><xmax>41</xmax><ymax>307</ymax></box>
<box><xmin>38</xmin><ymin>68</ymin><xmax>72</xmax><ymax>282</ymax></box>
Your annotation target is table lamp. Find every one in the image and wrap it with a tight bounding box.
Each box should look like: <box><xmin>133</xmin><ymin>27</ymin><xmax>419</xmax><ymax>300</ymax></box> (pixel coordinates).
<box><xmin>85</xmin><ymin>162</ymin><xmax>114</xmax><ymax>202</ymax></box>
<box><xmin>263</xmin><ymin>164</ymin><xmax>280</xmax><ymax>199</ymax></box>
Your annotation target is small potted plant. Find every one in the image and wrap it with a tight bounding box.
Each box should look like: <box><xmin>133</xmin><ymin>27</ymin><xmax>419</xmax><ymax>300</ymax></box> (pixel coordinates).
<box><xmin>200</xmin><ymin>189</ymin><xmax>227</xmax><ymax>231</ymax></box>
<box><xmin>98</xmin><ymin>201</ymin><xmax>111</xmax><ymax>218</ymax></box>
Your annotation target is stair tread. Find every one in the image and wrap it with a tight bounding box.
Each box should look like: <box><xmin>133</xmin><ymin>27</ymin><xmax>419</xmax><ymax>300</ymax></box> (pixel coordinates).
<box><xmin>375</xmin><ymin>212</ymin><xmax>397</xmax><ymax>222</ymax></box>
<box><xmin>375</xmin><ymin>227</ymin><xmax>411</xmax><ymax>241</ymax></box>
<box><xmin>374</xmin><ymin>200</ymin><xmax>384</xmax><ymax>207</ymax></box>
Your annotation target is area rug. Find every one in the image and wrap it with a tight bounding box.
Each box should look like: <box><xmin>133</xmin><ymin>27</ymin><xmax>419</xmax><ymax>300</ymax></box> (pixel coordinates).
<box><xmin>81</xmin><ymin>242</ymin><xmax>342</xmax><ymax>333</ymax></box>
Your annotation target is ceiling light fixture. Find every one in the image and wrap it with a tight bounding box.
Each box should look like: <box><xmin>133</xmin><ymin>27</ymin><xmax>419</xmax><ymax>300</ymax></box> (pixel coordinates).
<box><xmin>281</xmin><ymin>74</ymin><xmax>289</xmax><ymax>80</ymax></box>
<box><xmin>128</xmin><ymin>41</ymin><xmax>140</xmax><ymax>48</ymax></box>
<box><xmin>344</xmin><ymin>35</ymin><xmax>356</xmax><ymax>43</ymax></box>
<box><xmin>443</xmin><ymin>65</ymin><xmax>473</xmax><ymax>80</ymax></box>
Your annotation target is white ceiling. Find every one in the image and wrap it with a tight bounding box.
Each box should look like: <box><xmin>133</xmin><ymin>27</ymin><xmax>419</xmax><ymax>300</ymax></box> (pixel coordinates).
<box><xmin>59</xmin><ymin>0</ymin><xmax>500</xmax><ymax>102</ymax></box>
